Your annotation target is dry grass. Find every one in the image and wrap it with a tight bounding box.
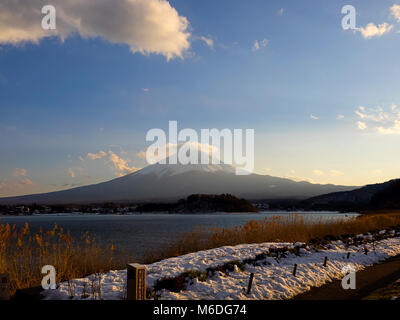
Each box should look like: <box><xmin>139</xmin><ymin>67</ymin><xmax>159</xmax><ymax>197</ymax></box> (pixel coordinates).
<box><xmin>0</xmin><ymin>222</ymin><xmax>127</xmax><ymax>295</ymax></box>
<box><xmin>2</xmin><ymin>213</ymin><xmax>400</xmax><ymax>295</ymax></box>
<box><xmin>143</xmin><ymin>213</ymin><xmax>400</xmax><ymax>263</ymax></box>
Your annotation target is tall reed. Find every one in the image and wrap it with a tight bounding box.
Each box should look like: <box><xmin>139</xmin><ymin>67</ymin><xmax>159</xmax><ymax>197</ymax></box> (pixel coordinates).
<box><xmin>0</xmin><ymin>222</ymin><xmax>126</xmax><ymax>295</ymax></box>
<box><xmin>143</xmin><ymin>213</ymin><xmax>400</xmax><ymax>263</ymax></box>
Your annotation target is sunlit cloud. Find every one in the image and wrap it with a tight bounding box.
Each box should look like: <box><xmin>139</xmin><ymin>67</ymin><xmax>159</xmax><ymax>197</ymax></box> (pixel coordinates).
<box><xmin>330</xmin><ymin>170</ymin><xmax>344</xmax><ymax>177</ymax></box>
<box><xmin>390</xmin><ymin>4</ymin><xmax>400</xmax><ymax>22</ymax></box>
<box><xmin>17</xmin><ymin>178</ymin><xmax>33</xmax><ymax>186</ymax></box>
<box><xmin>108</xmin><ymin>151</ymin><xmax>140</xmax><ymax>176</ymax></box>
<box><xmin>0</xmin><ymin>174</ymin><xmax>34</xmax><ymax>195</ymax></box>
<box><xmin>357</xmin><ymin>22</ymin><xmax>393</xmax><ymax>39</ymax></box>
<box><xmin>136</xmin><ymin>151</ymin><xmax>147</xmax><ymax>159</ymax></box>
<box><xmin>68</xmin><ymin>168</ymin><xmax>76</xmax><ymax>178</ymax></box>
<box><xmin>0</xmin><ymin>0</ymin><xmax>191</xmax><ymax>60</ymax></box>
<box><xmin>85</xmin><ymin>149</ymin><xmax>140</xmax><ymax>177</ymax></box>
<box><xmin>313</xmin><ymin>169</ymin><xmax>324</xmax><ymax>176</ymax></box>
<box><xmin>87</xmin><ymin>150</ymin><xmax>107</xmax><ymax>160</ymax></box>
<box><xmin>310</xmin><ymin>114</ymin><xmax>319</xmax><ymax>120</ymax></box>
<box><xmin>143</xmin><ymin>142</ymin><xmax>219</xmax><ymax>164</ymax></box>
<box><xmin>283</xmin><ymin>170</ymin><xmax>315</xmax><ymax>183</ymax></box>
<box><xmin>199</xmin><ymin>36</ymin><xmax>214</xmax><ymax>49</ymax></box>
<box><xmin>357</xmin><ymin>121</ymin><xmax>367</xmax><ymax>130</ymax></box>
<box><xmin>377</xmin><ymin>120</ymin><xmax>400</xmax><ymax>134</ymax></box>
<box><xmin>355</xmin><ymin>104</ymin><xmax>400</xmax><ymax>134</ymax></box>
<box><xmin>12</xmin><ymin>168</ymin><xmax>27</xmax><ymax>177</ymax></box>
<box><xmin>284</xmin><ymin>175</ymin><xmax>315</xmax><ymax>184</ymax></box>
<box><xmin>252</xmin><ymin>38</ymin><xmax>269</xmax><ymax>51</ymax></box>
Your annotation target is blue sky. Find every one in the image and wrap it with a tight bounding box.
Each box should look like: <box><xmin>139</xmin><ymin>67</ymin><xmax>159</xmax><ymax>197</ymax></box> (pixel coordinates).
<box><xmin>1</xmin><ymin>0</ymin><xmax>400</xmax><ymax>196</ymax></box>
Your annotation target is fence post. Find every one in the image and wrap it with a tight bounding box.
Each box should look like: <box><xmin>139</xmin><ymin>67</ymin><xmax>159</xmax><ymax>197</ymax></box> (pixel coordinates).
<box><xmin>127</xmin><ymin>263</ymin><xmax>146</xmax><ymax>300</ymax></box>
<box><xmin>347</xmin><ymin>252</ymin><xmax>350</xmax><ymax>259</ymax></box>
<box><xmin>293</xmin><ymin>264</ymin><xmax>298</xmax><ymax>277</ymax></box>
<box><xmin>323</xmin><ymin>257</ymin><xmax>328</xmax><ymax>267</ymax></box>
<box><xmin>246</xmin><ymin>273</ymin><xmax>254</xmax><ymax>294</ymax></box>
<box><xmin>0</xmin><ymin>274</ymin><xmax>10</xmax><ymax>301</ymax></box>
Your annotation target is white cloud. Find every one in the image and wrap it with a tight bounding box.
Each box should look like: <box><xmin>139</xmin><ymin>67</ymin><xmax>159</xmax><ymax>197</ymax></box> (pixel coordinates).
<box><xmin>358</xmin><ymin>22</ymin><xmax>393</xmax><ymax>39</ymax></box>
<box><xmin>391</xmin><ymin>4</ymin><xmax>400</xmax><ymax>22</ymax></box>
<box><xmin>252</xmin><ymin>38</ymin><xmax>269</xmax><ymax>51</ymax></box>
<box><xmin>278</xmin><ymin>8</ymin><xmax>285</xmax><ymax>16</ymax></box>
<box><xmin>0</xmin><ymin>0</ymin><xmax>191</xmax><ymax>60</ymax></box>
<box><xmin>141</xmin><ymin>88</ymin><xmax>149</xmax><ymax>92</ymax></box>
<box><xmin>355</xmin><ymin>105</ymin><xmax>400</xmax><ymax>134</ymax></box>
<box><xmin>337</xmin><ymin>114</ymin><xmax>345</xmax><ymax>120</ymax></box>
<box><xmin>355</xmin><ymin>105</ymin><xmax>390</xmax><ymax>122</ymax></box>
<box><xmin>357</xmin><ymin>121</ymin><xmax>367</xmax><ymax>130</ymax></box>
<box><xmin>310</xmin><ymin>114</ymin><xmax>319</xmax><ymax>120</ymax></box>
<box><xmin>199</xmin><ymin>36</ymin><xmax>214</xmax><ymax>49</ymax></box>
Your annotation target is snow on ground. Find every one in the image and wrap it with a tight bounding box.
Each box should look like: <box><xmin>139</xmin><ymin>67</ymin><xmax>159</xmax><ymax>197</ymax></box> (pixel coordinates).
<box><xmin>43</xmin><ymin>231</ymin><xmax>400</xmax><ymax>300</ymax></box>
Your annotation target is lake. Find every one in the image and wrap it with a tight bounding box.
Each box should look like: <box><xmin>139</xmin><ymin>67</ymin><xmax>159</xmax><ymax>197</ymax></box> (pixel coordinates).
<box><xmin>0</xmin><ymin>211</ymin><xmax>359</xmax><ymax>260</ymax></box>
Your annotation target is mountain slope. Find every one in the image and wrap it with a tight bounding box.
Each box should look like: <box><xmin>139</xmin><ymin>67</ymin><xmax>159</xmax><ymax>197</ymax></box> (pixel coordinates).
<box><xmin>0</xmin><ymin>163</ymin><xmax>357</xmax><ymax>205</ymax></box>
<box><xmin>303</xmin><ymin>179</ymin><xmax>400</xmax><ymax>210</ymax></box>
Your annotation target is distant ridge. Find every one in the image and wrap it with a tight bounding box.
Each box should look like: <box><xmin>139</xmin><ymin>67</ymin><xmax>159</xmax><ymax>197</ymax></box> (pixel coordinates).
<box><xmin>0</xmin><ymin>161</ymin><xmax>356</xmax><ymax>205</ymax></box>
<box><xmin>303</xmin><ymin>179</ymin><xmax>400</xmax><ymax>210</ymax></box>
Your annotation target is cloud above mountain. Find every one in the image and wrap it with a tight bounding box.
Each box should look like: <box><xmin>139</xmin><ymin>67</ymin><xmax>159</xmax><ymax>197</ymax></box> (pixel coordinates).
<box><xmin>0</xmin><ymin>0</ymin><xmax>191</xmax><ymax>60</ymax></box>
<box><xmin>355</xmin><ymin>105</ymin><xmax>400</xmax><ymax>134</ymax></box>
<box><xmin>358</xmin><ymin>23</ymin><xmax>393</xmax><ymax>39</ymax></box>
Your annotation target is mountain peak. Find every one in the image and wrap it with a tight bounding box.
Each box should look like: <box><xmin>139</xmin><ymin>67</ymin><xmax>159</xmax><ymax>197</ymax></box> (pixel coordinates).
<box><xmin>134</xmin><ymin>162</ymin><xmax>237</xmax><ymax>177</ymax></box>
<box><xmin>134</xmin><ymin>150</ymin><xmax>238</xmax><ymax>177</ymax></box>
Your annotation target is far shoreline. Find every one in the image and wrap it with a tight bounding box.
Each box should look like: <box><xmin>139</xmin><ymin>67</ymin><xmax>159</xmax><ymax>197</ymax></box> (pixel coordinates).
<box><xmin>0</xmin><ymin>210</ymin><xmax>360</xmax><ymax>218</ymax></box>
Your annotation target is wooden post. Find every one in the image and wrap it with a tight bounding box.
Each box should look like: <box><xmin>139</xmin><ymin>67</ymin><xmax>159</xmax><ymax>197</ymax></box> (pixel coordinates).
<box><xmin>364</xmin><ymin>247</ymin><xmax>368</xmax><ymax>255</ymax></box>
<box><xmin>127</xmin><ymin>263</ymin><xmax>146</xmax><ymax>300</ymax></box>
<box><xmin>246</xmin><ymin>273</ymin><xmax>254</xmax><ymax>294</ymax></box>
<box><xmin>323</xmin><ymin>257</ymin><xmax>328</xmax><ymax>267</ymax></box>
<box><xmin>347</xmin><ymin>252</ymin><xmax>350</xmax><ymax>259</ymax></box>
<box><xmin>293</xmin><ymin>264</ymin><xmax>298</xmax><ymax>277</ymax></box>
<box><xmin>0</xmin><ymin>274</ymin><xmax>10</xmax><ymax>301</ymax></box>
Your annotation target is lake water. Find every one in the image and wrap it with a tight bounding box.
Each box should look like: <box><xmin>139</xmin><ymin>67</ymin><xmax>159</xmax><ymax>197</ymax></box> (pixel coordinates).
<box><xmin>0</xmin><ymin>211</ymin><xmax>359</xmax><ymax>261</ymax></box>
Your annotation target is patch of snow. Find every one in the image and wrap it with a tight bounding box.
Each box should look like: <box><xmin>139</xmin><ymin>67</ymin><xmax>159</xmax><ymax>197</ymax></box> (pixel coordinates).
<box><xmin>43</xmin><ymin>235</ymin><xmax>400</xmax><ymax>300</ymax></box>
<box><xmin>134</xmin><ymin>162</ymin><xmax>236</xmax><ymax>177</ymax></box>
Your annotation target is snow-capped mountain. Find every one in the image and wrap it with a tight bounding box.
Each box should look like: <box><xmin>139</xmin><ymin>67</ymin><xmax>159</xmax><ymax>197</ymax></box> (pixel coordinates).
<box><xmin>135</xmin><ymin>162</ymin><xmax>236</xmax><ymax>177</ymax></box>
<box><xmin>0</xmin><ymin>162</ymin><xmax>356</xmax><ymax>205</ymax></box>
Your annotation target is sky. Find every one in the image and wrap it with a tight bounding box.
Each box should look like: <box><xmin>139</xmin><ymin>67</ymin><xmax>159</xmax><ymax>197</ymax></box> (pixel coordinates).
<box><xmin>1</xmin><ymin>0</ymin><xmax>400</xmax><ymax>197</ymax></box>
